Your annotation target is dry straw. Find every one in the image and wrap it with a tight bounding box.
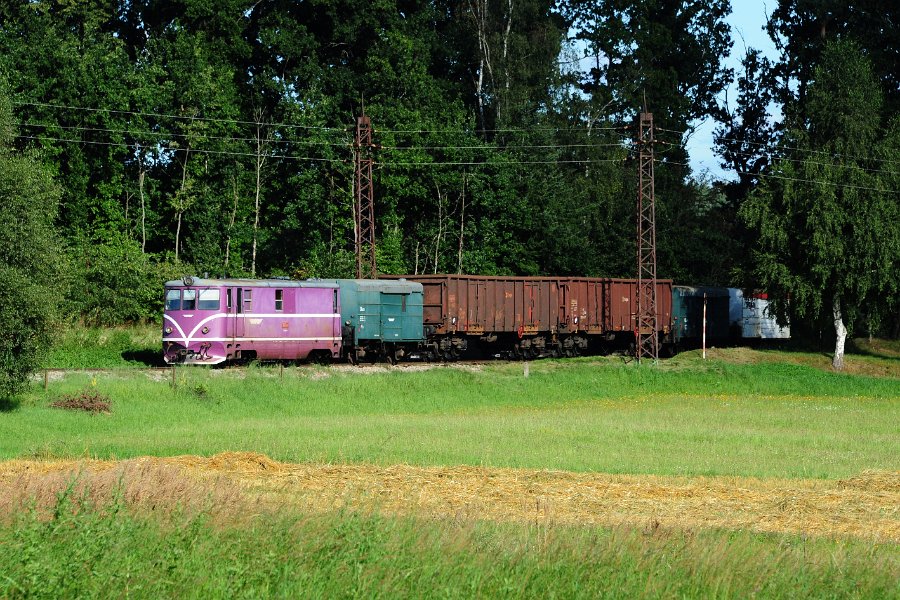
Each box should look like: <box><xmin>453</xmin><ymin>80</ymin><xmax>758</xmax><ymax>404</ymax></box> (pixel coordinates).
<box><xmin>1</xmin><ymin>453</ymin><xmax>897</xmax><ymax>541</ymax></box>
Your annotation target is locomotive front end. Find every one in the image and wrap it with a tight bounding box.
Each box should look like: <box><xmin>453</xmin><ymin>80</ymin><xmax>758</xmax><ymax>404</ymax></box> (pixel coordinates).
<box><xmin>163</xmin><ymin>277</ymin><xmax>227</xmax><ymax>365</ymax></box>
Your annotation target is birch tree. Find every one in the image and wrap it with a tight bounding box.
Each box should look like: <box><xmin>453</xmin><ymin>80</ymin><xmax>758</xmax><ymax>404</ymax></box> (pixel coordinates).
<box><xmin>741</xmin><ymin>41</ymin><xmax>900</xmax><ymax>369</ymax></box>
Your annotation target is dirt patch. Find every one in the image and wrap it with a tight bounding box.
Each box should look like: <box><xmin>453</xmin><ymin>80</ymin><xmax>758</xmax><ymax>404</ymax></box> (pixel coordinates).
<box><xmin>1</xmin><ymin>453</ymin><xmax>897</xmax><ymax>541</ymax></box>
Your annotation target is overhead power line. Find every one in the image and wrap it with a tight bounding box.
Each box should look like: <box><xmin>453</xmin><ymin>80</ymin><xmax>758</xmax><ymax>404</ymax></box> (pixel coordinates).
<box><xmin>16</xmin><ymin>121</ymin><xmax>352</xmax><ymax>148</ymax></box>
<box><xmin>16</xmin><ymin>135</ymin><xmax>348</xmax><ymax>162</ymax></box>
<box><xmin>720</xmin><ymin>146</ymin><xmax>900</xmax><ymax>177</ymax></box>
<box><xmin>379</xmin><ymin>158</ymin><xmax>627</xmax><ymax>167</ymax></box>
<box><xmin>655</xmin><ymin>125</ymin><xmax>900</xmax><ymax>168</ymax></box>
<box><xmin>17</xmin><ymin>133</ymin><xmax>628</xmax><ymax>168</ymax></box>
<box><xmin>14</xmin><ymin>100</ymin><xmax>630</xmax><ymax>138</ymax></box>
<box><xmin>657</xmin><ymin>159</ymin><xmax>899</xmax><ymax>194</ymax></box>
<box><xmin>12</xmin><ymin>100</ymin><xmax>349</xmax><ymax>133</ymax></box>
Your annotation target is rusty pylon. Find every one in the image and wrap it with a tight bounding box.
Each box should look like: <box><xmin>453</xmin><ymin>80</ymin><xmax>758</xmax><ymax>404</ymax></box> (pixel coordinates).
<box><xmin>354</xmin><ymin>114</ymin><xmax>377</xmax><ymax>279</ymax></box>
<box><xmin>635</xmin><ymin>112</ymin><xmax>658</xmax><ymax>362</ymax></box>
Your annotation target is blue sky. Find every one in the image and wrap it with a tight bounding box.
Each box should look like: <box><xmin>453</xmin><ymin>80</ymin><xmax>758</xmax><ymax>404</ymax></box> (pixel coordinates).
<box><xmin>687</xmin><ymin>1</ymin><xmax>779</xmax><ymax>180</ymax></box>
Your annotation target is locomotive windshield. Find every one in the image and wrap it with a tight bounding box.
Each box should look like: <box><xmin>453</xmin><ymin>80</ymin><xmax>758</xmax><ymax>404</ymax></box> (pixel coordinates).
<box><xmin>165</xmin><ymin>289</ymin><xmax>180</xmax><ymax>310</ymax></box>
<box><xmin>198</xmin><ymin>289</ymin><xmax>220</xmax><ymax>310</ymax></box>
<box><xmin>165</xmin><ymin>288</ymin><xmax>220</xmax><ymax>311</ymax></box>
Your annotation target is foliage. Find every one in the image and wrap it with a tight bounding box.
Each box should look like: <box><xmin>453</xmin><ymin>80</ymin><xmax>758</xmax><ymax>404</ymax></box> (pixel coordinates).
<box><xmin>64</xmin><ymin>236</ymin><xmax>186</xmax><ymax>326</ymax></box>
<box><xmin>741</xmin><ymin>41</ymin><xmax>900</xmax><ymax>341</ymax></box>
<box><xmin>0</xmin><ymin>0</ymin><xmax>895</xmax><ymax>337</ymax></box>
<box><xmin>0</xmin><ymin>83</ymin><xmax>62</xmax><ymax>399</ymax></box>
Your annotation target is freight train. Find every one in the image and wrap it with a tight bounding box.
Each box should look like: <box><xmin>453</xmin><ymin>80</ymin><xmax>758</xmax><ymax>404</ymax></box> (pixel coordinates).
<box><xmin>162</xmin><ymin>275</ymin><xmax>788</xmax><ymax>365</ymax></box>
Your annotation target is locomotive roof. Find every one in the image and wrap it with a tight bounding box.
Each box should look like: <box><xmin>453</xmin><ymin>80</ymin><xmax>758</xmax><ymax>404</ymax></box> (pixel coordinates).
<box><xmin>165</xmin><ymin>277</ymin><xmax>338</xmax><ymax>289</ymax></box>
<box><xmin>326</xmin><ymin>279</ymin><xmax>423</xmax><ymax>293</ymax></box>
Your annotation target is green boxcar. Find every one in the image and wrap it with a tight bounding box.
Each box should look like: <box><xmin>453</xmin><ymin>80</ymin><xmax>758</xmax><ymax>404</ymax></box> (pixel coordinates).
<box><xmin>333</xmin><ymin>279</ymin><xmax>425</xmax><ymax>344</ymax></box>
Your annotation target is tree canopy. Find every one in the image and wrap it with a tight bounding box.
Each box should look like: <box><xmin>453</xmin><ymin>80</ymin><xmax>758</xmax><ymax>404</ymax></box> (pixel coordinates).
<box><xmin>0</xmin><ymin>0</ymin><xmax>897</xmax><ymax>373</ymax></box>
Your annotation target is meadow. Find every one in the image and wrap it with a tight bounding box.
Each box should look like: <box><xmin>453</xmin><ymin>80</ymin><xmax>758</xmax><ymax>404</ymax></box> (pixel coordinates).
<box><xmin>1</xmin><ymin>328</ymin><xmax>897</xmax><ymax>598</ymax></box>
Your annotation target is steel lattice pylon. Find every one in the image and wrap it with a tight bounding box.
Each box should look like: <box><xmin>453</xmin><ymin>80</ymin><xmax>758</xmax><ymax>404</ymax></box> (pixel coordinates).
<box><xmin>635</xmin><ymin>112</ymin><xmax>658</xmax><ymax>362</ymax></box>
<box><xmin>354</xmin><ymin>115</ymin><xmax>377</xmax><ymax>279</ymax></box>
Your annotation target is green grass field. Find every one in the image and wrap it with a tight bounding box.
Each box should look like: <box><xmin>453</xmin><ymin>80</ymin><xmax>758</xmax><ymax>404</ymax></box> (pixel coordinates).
<box><xmin>2</xmin><ymin>326</ymin><xmax>898</xmax><ymax>598</ymax></box>
<box><xmin>4</xmin><ymin>357</ymin><xmax>898</xmax><ymax>478</ymax></box>
<box><xmin>2</xmin><ymin>489</ymin><xmax>896</xmax><ymax>599</ymax></box>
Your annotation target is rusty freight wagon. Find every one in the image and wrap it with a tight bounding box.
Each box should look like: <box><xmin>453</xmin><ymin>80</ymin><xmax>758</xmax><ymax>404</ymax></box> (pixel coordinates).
<box><xmin>386</xmin><ymin>275</ymin><xmax>673</xmax><ymax>359</ymax></box>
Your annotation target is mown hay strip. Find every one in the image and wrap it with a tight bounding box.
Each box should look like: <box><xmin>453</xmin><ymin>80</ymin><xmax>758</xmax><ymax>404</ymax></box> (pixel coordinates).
<box><xmin>1</xmin><ymin>453</ymin><xmax>897</xmax><ymax>541</ymax></box>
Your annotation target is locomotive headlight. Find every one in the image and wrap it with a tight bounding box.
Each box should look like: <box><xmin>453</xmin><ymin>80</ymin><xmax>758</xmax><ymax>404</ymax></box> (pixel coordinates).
<box><xmin>451</xmin><ymin>317</ymin><xmax>457</xmax><ymax>325</ymax></box>
<box><xmin>201</xmin><ymin>326</ymin><xmax>209</xmax><ymax>334</ymax></box>
<box><xmin>164</xmin><ymin>326</ymin><xmax>173</xmax><ymax>334</ymax></box>
<box><xmin>574</xmin><ymin>317</ymin><xmax>579</xmax><ymax>324</ymax></box>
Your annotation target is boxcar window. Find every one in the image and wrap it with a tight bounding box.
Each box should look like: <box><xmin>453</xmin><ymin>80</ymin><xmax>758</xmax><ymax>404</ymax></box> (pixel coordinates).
<box><xmin>165</xmin><ymin>289</ymin><xmax>181</xmax><ymax>311</ymax></box>
<box><xmin>198</xmin><ymin>289</ymin><xmax>220</xmax><ymax>310</ymax></box>
<box><xmin>182</xmin><ymin>289</ymin><xmax>197</xmax><ymax>310</ymax></box>
<box><xmin>243</xmin><ymin>289</ymin><xmax>252</xmax><ymax>312</ymax></box>
<box><xmin>275</xmin><ymin>289</ymin><xmax>283</xmax><ymax>311</ymax></box>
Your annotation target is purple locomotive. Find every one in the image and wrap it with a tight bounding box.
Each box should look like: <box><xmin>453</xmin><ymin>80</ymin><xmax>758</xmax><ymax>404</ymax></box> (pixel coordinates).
<box><xmin>163</xmin><ymin>277</ymin><xmax>341</xmax><ymax>365</ymax></box>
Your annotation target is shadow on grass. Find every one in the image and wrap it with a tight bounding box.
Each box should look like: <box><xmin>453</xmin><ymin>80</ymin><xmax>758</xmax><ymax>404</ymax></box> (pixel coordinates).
<box><xmin>121</xmin><ymin>349</ymin><xmax>165</xmax><ymax>367</ymax></box>
<box><xmin>0</xmin><ymin>397</ymin><xmax>21</xmax><ymax>412</ymax></box>
<box><xmin>848</xmin><ymin>338</ymin><xmax>900</xmax><ymax>361</ymax></box>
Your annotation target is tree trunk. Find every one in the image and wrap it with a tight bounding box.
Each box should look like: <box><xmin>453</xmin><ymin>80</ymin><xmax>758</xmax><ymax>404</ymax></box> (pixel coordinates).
<box><xmin>138</xmin><ymin>169</ymin><xmax>146</xmax><ymax>253</ymax></box>
<box><xmin>832</xmin><ymin>293</ymin><xmax>847</xmax><ymax>370</ymax></box>
<box><xmin>224</xmin><ymin>171</ymin><xmax>239</xmax><ymax>269</ymax></box>
<box><xmin>457</xmin><ymin>175</ymin><xmax>466</xmax><ymax>274</ymax></box>
<box><xmin>175</xmin><ymin>146</ymin><xmax>190</xmax><ymax>263</ymax></box>
<box><xmin>251</xmin><ymin>120</ymin><xmax>268</xmax><ymax>278</ymax></box>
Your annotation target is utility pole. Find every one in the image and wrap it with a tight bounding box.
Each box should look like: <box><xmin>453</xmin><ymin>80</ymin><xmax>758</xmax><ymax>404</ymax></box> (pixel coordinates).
<box><xmin>635</xmin><ymin>111</ymin><xmax>659</xmax><ymax>362</ymax></box>
<box><xmin>354</xmin><ymin>113</ymin><xmax>377</xmax><ymax>279</ymax></box>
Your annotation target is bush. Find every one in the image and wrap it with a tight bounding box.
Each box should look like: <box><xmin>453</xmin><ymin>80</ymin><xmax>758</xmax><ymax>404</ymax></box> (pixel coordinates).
<box><xmin>64</xmin><ymin>236</ymin><xmax>188</xmax><ymax>326</ymax></box>
<box><xmin>0</xmin><ymin>85</ymin><xmax>62</xmax><ymax>399</ymax></box>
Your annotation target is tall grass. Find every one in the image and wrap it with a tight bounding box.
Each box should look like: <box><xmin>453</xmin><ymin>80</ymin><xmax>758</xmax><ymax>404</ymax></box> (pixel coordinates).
<box><xmin>1</xmin><ymin>488</ymin><xmax>896</xmax><ymax>599</ymax></box>
<box><xmin>5</xmin><ymin>359</ymin><xmax>898</xmax><ymax>478</ymax></box>
<box><xmin>43</xmin><ymin>324</ymin><xmax>162</xmax><ymax>368</ymax></box>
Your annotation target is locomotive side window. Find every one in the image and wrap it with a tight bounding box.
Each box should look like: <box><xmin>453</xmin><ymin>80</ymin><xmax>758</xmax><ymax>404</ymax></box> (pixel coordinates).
<box><xmin>236</xmin><ymin>289</ymin><xmax>243</xmax><ymax>314</ymax></box>
<box><xmin>198</xmin><ymin>289</ymin><xmax>220</xmax><ymax>310</ymax></box>
<box><xmin>226</xmin><ymin>289</ymin><xmax>232</xmax><ymax>310</ymax></box>
<box><xmin>165</xmin><ymin>289</ymin><xmax>180</xmax><ymax>310</ymax></box>
<box><xmin>243</xmin><ymin>289</ymin><xmax>252</xmax><ymax>312</ymax></box>
<box><xmin>275</xmin><ymin>289</ymin><xmax>283</xmax><ymax>311</ymax></box>
<box><xmin>183</xmin><ymin>289</ymin><xmax>197</xmax><ymax>310</ymax></box>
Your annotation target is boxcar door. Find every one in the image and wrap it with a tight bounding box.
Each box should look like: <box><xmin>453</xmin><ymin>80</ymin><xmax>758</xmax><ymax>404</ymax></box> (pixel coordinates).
<box><xmin>381</xmin><ymin>293</ymin><xmax>404</xmax><ymax>341</ymax></box>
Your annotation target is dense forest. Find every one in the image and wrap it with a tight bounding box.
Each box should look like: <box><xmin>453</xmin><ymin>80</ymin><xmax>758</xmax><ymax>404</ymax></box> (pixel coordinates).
<box><xmin>0</xmin><ymin>1</ymin><xmax>898</xmax><ymax>387</ymax></box>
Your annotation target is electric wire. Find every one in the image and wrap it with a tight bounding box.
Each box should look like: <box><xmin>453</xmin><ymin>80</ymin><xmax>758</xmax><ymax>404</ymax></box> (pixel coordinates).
<box><xmin>657</xmin><ymin>159</ymin><xmax>900</xmax><ymax>194</ymax></box>
<box><xmin>657</xmin><ymin>126</ymin><xmax>900</xmax><ymax>167</ymax></box>
<box><xmin>16</xmin><ymin>135</ymin><xmax>349</xmax><ymax>162</ymax></box>
<box><xmin>15</xmin><ymin>121</ymin><xmax>353</xmax><ymax>148</ymax></box>
<box><xmin>12</xmin><ymin>100</ymin><xmax>349</xmax><ymax>133</ymax></box>
<box><xmin>17</xmin><ymin>133</ymin><xmax>628</xmax><ymax>167</ymax></box>
<box><xmin>378</xmin><ymin>158</ymin><xmax>628</xmax><ymax>167</ymax></box>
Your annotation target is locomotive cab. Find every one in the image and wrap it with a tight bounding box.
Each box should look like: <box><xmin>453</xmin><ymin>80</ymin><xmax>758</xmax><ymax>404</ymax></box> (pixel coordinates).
<box><xmin>163</xmin><ymin>277</ymin><xmax>227</xmax><ymax>365</ymax></box>
<box><xmin>163</xmin><ymin>276</ymin><xmax>342</xmax><ymax>365</ymax></box>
